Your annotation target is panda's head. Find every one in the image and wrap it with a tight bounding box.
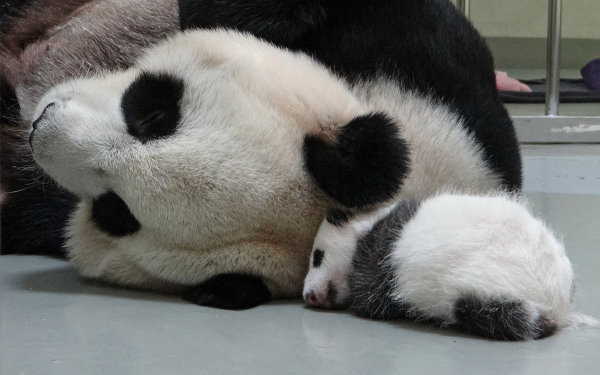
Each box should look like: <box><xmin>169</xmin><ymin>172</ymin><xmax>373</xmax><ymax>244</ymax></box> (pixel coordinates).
<box><xmin>303</xmin><ymin>209</ymin><xmax>357</xmax><ymax>309</ymax></box>
<box><xmin>303</xmin><ymin>200</ymin><xmax>400</xmax><ymax>308</ymax></box>
<box><xmin>303</xmin><ymin>205</ymin><xmax>393</xmax><ymax>308</ymax></box>
<box><xmin>28</xmin><ymin>29</ymin><xmax>364</xmax><ymax>246</ymax></box>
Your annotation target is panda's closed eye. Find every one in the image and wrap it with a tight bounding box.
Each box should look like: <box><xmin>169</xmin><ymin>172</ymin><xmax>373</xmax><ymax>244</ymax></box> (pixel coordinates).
<box><xmin>121</xmin><ymin>71</ymin><xmax>184</xmax><ymax>143</ymax></box>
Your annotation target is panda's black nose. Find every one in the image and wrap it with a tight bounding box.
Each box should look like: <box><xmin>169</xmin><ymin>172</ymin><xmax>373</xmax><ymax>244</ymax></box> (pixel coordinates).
<box><xmin>32</xmin><ymin>102</ymin><xmax>55</xmax><ymax>130</ymax></box>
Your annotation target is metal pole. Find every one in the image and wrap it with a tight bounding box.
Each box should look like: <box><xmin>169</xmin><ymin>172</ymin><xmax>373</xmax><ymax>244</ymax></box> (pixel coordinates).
<box><xmin>545</xmin><ymin>0</ymin><xmax>562</xmax><ymax>116</ymax></box>
<box><xmin>457</xmin><ymin>0</ymin><xmax>471</xmax><ymax>18</ymax></box>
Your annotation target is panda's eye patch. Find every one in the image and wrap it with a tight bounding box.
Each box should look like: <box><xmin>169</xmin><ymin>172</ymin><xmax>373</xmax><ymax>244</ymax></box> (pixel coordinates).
<box><xmin>312</xmin><ymin>249</ymin><xmax>325</xmax><ymax>268</ymax></box>
<box><xmin>121</xmin><ymin>71</ymin><xmax>184</xmax><ymax>143</ymax></box>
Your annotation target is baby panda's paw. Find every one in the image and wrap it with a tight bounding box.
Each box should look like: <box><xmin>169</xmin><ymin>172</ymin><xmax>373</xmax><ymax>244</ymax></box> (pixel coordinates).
<box><xmin>183</xmin><ymin>273</ymin><xmax>271</xmax><ymax>310</ymax></box>
<box><xmin>304</xmin><ymin>113</ymin><xmax>411</xmax><ymax>208</ymax></box>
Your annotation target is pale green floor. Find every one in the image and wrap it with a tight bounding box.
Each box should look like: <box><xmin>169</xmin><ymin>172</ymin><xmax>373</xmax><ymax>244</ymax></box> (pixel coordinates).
<box><xmin>1</xmin><ymin>144</ymin><xmax>599</xmax><ymax>375</ymax></box>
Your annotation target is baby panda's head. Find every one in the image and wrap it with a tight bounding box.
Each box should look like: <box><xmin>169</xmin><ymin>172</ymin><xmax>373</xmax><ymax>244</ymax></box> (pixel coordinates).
<box><xmin>303</xmin><ymin>206</ymin><xmax>393</xmax><ymax>308</ymax></box>
<box><xmin>28</xmin><ymin>29</ymin><xmax>364</xmax><ymax>248</ymax></box>
<box><xmin>303</xmin><ymin>210</ymin><xmax>356</xmax><ymax>309</ymax></box>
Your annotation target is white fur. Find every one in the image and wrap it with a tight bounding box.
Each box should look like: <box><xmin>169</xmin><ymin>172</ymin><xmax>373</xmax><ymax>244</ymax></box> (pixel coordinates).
<box><xmin>31</xmin><ymin>30</ymin><xmax>503</xmax><ymax>296</ymax></box>
<box><xmin>390</xmin><ymin>193</ymin><xmax>573</xmax><ymax>326</ymax></box>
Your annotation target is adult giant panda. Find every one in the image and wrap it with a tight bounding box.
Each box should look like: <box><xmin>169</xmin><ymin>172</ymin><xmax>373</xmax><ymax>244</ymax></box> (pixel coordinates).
<box><xmin>30</xmin><ymin>29</ymin><xmax>514</xmax><ymax>309</ymax></box>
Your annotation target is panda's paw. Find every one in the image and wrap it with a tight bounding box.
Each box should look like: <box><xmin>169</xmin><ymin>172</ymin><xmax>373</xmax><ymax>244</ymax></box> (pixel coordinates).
<box><xmin>183</xmin><ymin>273</ymin><xmax>272</xmax><ymax>310</ymax></box>
<box><xmin>304</xmin><ymin>112</ymin><xmax>411</xmax><ymax>208</ymax></box>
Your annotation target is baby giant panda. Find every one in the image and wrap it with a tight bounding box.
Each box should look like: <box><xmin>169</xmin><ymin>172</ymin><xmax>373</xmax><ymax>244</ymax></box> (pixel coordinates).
<box><xmin>303</xmin><ymin>193</ymin><xmax>598</xmax><ymax>340</ymax></box>
<box><xmin>30</xmin><ymin>29</ymin><xmax>511</xmax><ymax>309</ymax></box>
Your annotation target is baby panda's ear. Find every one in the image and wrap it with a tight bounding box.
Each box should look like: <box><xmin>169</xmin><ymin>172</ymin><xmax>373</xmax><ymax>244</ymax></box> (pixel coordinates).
<box><xmin>303</xmin><ymin>113</ymin><xmax>411</xmax><ymax>208</ymax></box>
<box><xmin>178</xmin><ymin>0</ymin><xmax>327</xmax><ymax>45</ymax></box>
<box><xmin>325</xmin><ymin>208</ymin><xmax>353</xmax><ymax>227</ymax></box>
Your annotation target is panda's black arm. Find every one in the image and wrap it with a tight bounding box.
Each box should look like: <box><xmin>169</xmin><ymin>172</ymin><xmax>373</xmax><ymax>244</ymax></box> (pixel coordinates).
<box><xmin>304</xmin><ymin>113</ymin><xmax>411</xmax><ymax>209</ymax></box>
<box><xmin>183</xmin><ymin>273</ymin><xmax>272</xmax><ymax>310</ymax></box>
<box><xmin>178</xmin><ymin>0</ymin><xmax>327</xmax><ymax>45</ymax></box>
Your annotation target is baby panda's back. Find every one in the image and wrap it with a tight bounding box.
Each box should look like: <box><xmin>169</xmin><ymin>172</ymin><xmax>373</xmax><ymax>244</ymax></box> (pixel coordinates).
<box><xmin>348</xmin><ymin>194</ymin><xmax>574</xmax><ymax>340</ymax></box>
<box><xmin>348</xmin><ymin>200</ymin><xmax>422</xmax><ymax>320</ymax></box>
<box><xmin>390</xmin><ymin>195</ymin><xmax>573</xmax><ymax>325</ymax></box>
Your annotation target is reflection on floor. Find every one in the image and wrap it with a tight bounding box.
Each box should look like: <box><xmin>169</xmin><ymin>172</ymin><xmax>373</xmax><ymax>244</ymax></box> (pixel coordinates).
<box><xmin>1</xmin><ymin>145</ymin><xmax>599</xmax><ymax>375</ymax></box>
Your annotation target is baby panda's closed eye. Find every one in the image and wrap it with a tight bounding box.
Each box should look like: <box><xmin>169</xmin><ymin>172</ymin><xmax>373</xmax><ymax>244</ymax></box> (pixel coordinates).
<box><xmin>311</xmin><ymin>249</ymin><xmax>325</xmax><ymax>268</ymax></box>
<box><xmin>303</xmin><ymin>193</ymin><xmax>597</xmax><ymax>340</ymax></box>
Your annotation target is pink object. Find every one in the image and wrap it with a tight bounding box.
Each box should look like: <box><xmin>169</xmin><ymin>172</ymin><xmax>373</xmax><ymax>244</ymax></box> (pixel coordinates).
<box><xmin>495</xmin><ymin>70</ymin><xmax>532</xmax><ymax>92</ymax></box>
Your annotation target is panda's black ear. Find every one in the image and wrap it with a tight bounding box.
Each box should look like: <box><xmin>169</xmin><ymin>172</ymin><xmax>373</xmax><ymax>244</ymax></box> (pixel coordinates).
<box><xmin>178</xmin><ymin>0</ymin><xmax>327</xmax><ymax>45</ymax></box>
<box><xmin>303</xmin><ymin>113</ymin><xmax>411</xmax><ymax>208</ymax></box>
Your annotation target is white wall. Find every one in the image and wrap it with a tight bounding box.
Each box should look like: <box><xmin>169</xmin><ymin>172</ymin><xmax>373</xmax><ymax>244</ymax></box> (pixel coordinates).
<box><xmin>454</xmin><ymin>0</ymin><xmax>600</xmax><ymax>39</ymax></box>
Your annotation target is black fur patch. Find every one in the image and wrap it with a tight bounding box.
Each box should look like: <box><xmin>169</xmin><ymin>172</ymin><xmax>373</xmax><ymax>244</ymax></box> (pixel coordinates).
<box><xmin>454</xmin><ymin>296</ymin><xmax>557</xmax><ymax>340</ymax></box>
<box><xmin>0</xmin><ymin>70</ymin><xmax>19</xmax><ymax>124</ymax></box>
<box><xmin>348</xmin><ymin>200</ymin><xmax>420</xmax><ymax>320</ymax></box>
<box><xmin>179</xmin><ymin>0</ymin><xmax>327</xmax><ymax>45</ymax></box>
<box><xmin>325</xmin><ymin>209</ymin><xmax>351</xmax><ymax>227</ymax></box>
<box><xmin>0</xmin><ymin>179</ymin><xmax>76</xmax><ymax>256</ymax></box>
<box><xmin>312</xmin><ymin>248</ymin><xmax>324</xmax><ymax>268</ymax></box>
<box><xmin>183</xmin><ymin>273</ymin><xmax>272</xmax><ymax>310</ymax></box>
<box><xmin>326</xmin><ymin>280</ymin><xmax>337</xmax><ymax>305</ymax></box>
<box><xmin>304</xmin><ymin>113</ymin><xmax>410</xmax><ymax>208</ymax></box>
<box><xmin>121</xmin><ymin>72</ymin><xmax>184</xmax><ymax>143</ymax></box>
<box><xmin>91</xmin><ymin>191</ymin><xmax>141</xmax><ymax>237</ymax></box>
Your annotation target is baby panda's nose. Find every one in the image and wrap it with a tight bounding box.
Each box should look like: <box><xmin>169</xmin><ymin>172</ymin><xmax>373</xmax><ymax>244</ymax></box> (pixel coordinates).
<box><xmin>304</xmin><ymin>282</ymin><xmax>338</xmax><ymax>309</ymax></box>
<box><xmin>305</xmin><ymin>291</ymin><xmax>324</xmax><ymax>307</ymax></box>
<box><xmin>32</xmin><ymin>102</ymin><xmax>56</xmax><ymax>130</ymax></box>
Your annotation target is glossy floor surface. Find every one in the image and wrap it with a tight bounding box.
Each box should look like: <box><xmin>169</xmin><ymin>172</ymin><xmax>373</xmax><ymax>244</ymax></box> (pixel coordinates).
<box><xmin>1</xmin><ymin>145</ymin><xmax>599</xmax><ymax>375</ymax></box>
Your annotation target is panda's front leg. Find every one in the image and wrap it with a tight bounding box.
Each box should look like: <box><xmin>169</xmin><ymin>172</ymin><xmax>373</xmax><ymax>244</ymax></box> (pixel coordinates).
<box><xmin>304</xmin><ymin>113</ymin><xmax>411</xmax><ymax>208</ymax></box>
<box><xmin>183</xmin><ymin>273</ymin><xmax>271</xmax><ymax>310</ymax></box>
<box><xmin>122</xmin><ymin>239</ymin><xmax>310</xmax><ymax>309</ymax></box>
<box><xmin>178</xmin><ymin>0</ymin><xmax>327</xmax><ymax>45</ymax></box>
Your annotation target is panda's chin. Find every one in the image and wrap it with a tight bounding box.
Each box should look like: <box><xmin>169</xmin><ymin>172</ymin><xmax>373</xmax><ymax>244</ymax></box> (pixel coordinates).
<box><xmin>90</xmin><ymin>190</ymin><xmax>141</xmax><ymax>237</ymax></box>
